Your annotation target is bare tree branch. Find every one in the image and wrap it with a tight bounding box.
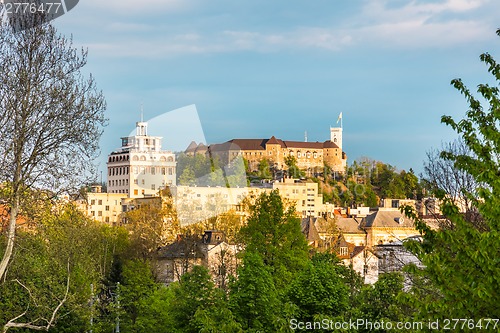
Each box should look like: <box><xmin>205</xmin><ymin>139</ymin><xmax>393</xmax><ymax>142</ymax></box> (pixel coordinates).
<box><xmin>3</xmin><ymin>259</ymin><xmax>71</xmax><ymax>333</ymax></box>
<box><xmin>0</xmin><ymin>10</ymin><xmax>106</xmax><ymax>281</ymax></box>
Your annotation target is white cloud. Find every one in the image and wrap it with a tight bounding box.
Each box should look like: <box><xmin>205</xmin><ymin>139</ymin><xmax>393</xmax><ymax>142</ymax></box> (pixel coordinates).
<box><xmin>352</xmin><ymin>0</ymin><xmax>492</xmax><ymax>48</ymax></box>
<box><xmin>81</xmin><ymin>0</ymin><xmax>495</xmax><ymax>58</ymax></box>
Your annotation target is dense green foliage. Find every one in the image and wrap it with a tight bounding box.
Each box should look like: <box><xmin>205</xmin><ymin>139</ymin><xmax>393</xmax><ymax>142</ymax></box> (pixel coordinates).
<box><xmin>0</xmin><ymin>205</ymin><xmax>128</xmax><ymax>332</ymax></box>
<box><xmin>238</xmin><ymin>190</ymin><xmax>309</xmax><ymax>289</ymax></box>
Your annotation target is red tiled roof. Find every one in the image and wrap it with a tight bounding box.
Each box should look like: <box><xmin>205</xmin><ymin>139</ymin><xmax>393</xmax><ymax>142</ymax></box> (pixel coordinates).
<box><xmin>188</xmin><ymin>136</ymin><xmax>342</xmax><ymax>153</ymax></box>
<box><xmin>267</xmin><ymin>136</ymin><xmax>281</xmax><ymax>145</ymax></box>
<box><xmin>283</xmin><ymin>141</ymin><xmax>324</xmax><ymax>149</ymax></box>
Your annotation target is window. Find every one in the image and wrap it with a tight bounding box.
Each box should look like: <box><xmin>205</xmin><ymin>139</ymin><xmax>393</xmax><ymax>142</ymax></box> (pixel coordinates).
<box><xmin>134</xmin><ymin>179</ymin><xmax>138</xmax><ymax>184</ymax></box>
<box><xmin>141</xmin><ymin>179</ymin><xmax>145</xmax><ymax>185</ymax></box>
<box><xmin>161</xmin><ymin>167</ymin><xmax>166</xmax><ymax>175</ymax></box>
<box><xmin>105</xmin><ymin>206</ymin><xmax>109</xmax><ymax>211</ymax></box>
<box><xmin>91</xmin><ymin>211</ymin><xmax>95</xmax><ymax>216</ymax></box>
<box><xmin>98</xmin><ymin>211</ymin><xmax>102</xmax><ymax>217</ymax></box>
<box><xmin>90</xmin><ymin>199</ymin><xmax>95</xmax><ymax>205</ymax></box>
<box><xmin>105</xmin><ymin>217</ymin><xmax>110</xmax><ymax>223</ymax></box>
<box><xmin>168</xmin><ymin>168</ymin><xmax>173</xmax><ymax>175</ymax></box>
<box><xmin>134</xmin><ymin>189</ymin><xmax>138</xmax><ymax>195</ymax></box>
<box><xmin>151</xmin><ymin>167</ymin><xmax>155</xmax><ymax>175</ymax></box>
<box><xmin>151</xmin><ymin>184</ymin><xmax>156</xmax><ymax>190</ymax></box>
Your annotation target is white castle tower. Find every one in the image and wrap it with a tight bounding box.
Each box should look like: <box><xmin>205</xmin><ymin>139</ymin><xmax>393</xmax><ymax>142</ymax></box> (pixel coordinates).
<box><xmin>330</xmin><ymin>112</ymin><xmax>343</xmax><ymax>150</ymax></box>
<box><xmin>107</xmin><ymin>118</ymin><xmax>176</xmax><ymax>198</ymax></box>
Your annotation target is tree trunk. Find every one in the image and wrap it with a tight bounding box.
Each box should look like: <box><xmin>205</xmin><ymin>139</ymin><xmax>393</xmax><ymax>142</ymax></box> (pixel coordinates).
<box><xmin>0</xmin><ymin>197</ymin><xmax>19</xmax><ymax>281</ymax></box>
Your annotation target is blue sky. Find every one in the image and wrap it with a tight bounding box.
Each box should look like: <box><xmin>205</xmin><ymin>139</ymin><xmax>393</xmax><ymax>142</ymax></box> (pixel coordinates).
<box><xmin>55</xmin><ymin>0</ymin><xmax>500</xmax><ymax>176</ymax></box>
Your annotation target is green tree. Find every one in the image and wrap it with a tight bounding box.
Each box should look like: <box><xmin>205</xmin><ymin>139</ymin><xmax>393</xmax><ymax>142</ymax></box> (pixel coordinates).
<box><xmin>238</xmin><ymin>190</ymin><xmax>309</xmax><ymax>289</ymax></box>
<box><xmin>403</xmin><ymin>28</ymin><xmax>500</xmax><ymax>320</ymax></box>
<box><xmin>179</xmin><ymin>167</ymin><xmax>196</xmax><ymax>186</ymax></box>
<box><xmin>355</xmin><ymin>273</ymin><xmax>407</xmax><ymax>332</ymax></box>
<box><xmin>285</xmin><ymin>156</ymin><xmax>305</xmax><ymax>179</ymax></box>
<box><xmin>258</xmin><ymin>158</ymin><xmax>273</xmax><ymax>180</ymax></box>
<box><xmin>117</xmin><ymin>259</ymin><xmax>158</xmax><ymax>330</ymax></box>
<box><xmin>287</xmin><ymin>254</ymin><xmax>350</xmax><ymax>322</ymax></box>
<box><xmin>125</xmin><ymin>199</ymin><xmax>179</xmax><ymax>260</ymax></box>
<box><xmin>229</xmin><ymin>252</ymin><xmax>280</xmax><ymax>332</ymax></box>
<box><xmin>166</xmin><ymin>265</ymin><xmax>237</xmax><ymax>333</ymax></box>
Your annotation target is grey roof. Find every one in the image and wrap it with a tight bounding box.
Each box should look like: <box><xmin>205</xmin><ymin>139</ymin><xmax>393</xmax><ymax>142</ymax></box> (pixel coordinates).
<box><xmin>313</xmin><ymin>217</ymin><xmax>333</xmax><ymax>234</ymax></box>
<box><xmin>301</xmin><ymin>216</ymin><xmax>321</xmax><ymax>242</ymax></box>
<box><xmin>361</xmin><ymin>210</ymin><xmax>415</xmax><ymax>228</ymax></box>
<box><xmin>336</xmin><ymin>217</ymin><xmax>364</xmax><ymax>234</ymax></box>
<box><xmin>157</xmin><ymin>236</ymin><xmax>205</xmax><ymax>259</ymax></box>
<box><xmin>185</xmin><ymin>141</ymin><xmax>198</xmax><ymax>153</ymax></box>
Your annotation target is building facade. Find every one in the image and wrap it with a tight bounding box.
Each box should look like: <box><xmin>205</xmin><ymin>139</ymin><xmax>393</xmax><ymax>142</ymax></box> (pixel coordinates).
<box><xmin>174</xmin><ymin>178</ymin><xmax>325</xmax><ymax>225</ymax></box>
<box><xmin>186</xmin><ymin>126</ymin><xmax>347</xmax><ymax>173</ymax></box>
<box><xmin>107</xmin><ymin>120</ymin><xmax>176</xmax><ymax>197</ymax></box>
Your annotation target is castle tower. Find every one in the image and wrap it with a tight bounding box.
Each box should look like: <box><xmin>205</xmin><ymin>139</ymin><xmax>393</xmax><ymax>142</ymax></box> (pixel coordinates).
<box><xmin>330</xmin><ymin>127</ymin><xmax>342</xmax><ymax>150</ymax></box>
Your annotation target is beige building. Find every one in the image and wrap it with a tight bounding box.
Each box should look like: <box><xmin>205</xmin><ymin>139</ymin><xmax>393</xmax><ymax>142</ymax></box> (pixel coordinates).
<box><xmin>76</xmin><ymin>186</ymin><xmax>126</xmax><ymax>226</ymax></box>
<box><xmin>274</xmin><ymin>178</ymin><xmax>324</xmax><ymax>217</ymax></box>
<box><xmin>174</xmin><ymin>178</ymin><xmax>325</xmax><ymax>225</ymax></box>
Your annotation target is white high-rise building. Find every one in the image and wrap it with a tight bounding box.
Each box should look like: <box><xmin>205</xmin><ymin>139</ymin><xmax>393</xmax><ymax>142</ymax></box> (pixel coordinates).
<box><xmin>107</xmin><ymin>120</ymin><xmax>176</xmax><ymax>198</ymax></box>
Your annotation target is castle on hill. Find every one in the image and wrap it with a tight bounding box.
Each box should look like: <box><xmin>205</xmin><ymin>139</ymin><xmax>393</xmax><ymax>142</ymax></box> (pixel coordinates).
<box><xmin>185</xmin><ymin>126</ymin><xmax>347</xmax><ymax>173</ymax></box>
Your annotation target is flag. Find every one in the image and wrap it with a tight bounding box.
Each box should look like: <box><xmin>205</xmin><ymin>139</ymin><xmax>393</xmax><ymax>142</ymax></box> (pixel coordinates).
<box><xmin>337</xmin><ymin>112</ymin><xmax>343</xmax><ymax>124</ymax></box>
